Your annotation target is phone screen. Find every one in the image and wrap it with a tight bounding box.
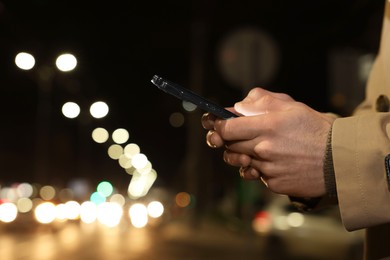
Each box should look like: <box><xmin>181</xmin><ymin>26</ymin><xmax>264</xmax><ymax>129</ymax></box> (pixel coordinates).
<box><xmin>151</xmin><ymin>75</ymin><xmax>238</xmax><ymax>119</ymax></box>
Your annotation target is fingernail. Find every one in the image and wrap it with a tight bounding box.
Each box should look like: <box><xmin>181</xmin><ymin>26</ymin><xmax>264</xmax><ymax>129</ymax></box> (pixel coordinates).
<box><xmin>206</xmin><ymin>131</ymin><xmax>217</xmax><ymax>148</ymax></box>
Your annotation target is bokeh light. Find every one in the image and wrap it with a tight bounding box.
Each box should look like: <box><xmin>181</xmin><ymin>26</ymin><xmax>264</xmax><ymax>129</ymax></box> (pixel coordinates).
<box><xmin>147</xmin><ymin>201</ymin><xmax>164</xmax><ymax>218</ymax></box>
<box><xmin>90</xmin><ymin>192</ymin><xmax>106</xmax><ymax>205</ymax></box>
<box><xmin>0</xmin><ymin>202</ymin><xmax>18</xmax><ymax>223</ymax></box>
<box><xmin>108</xmin><ymin>144</ymin><xmax>123</xmax><ymax>160</ymax></box>
<box><xmin>124</xmin><ymin>143</ymin><xmax>140</xmax><ymax>158</ymax></box>
<box><xmin>16</xmin><ymin>183</ymin><xmax>33</xmax><ymax>198</ymax></box>
<box><xmin>138</xmin><ymin>161</ymin><xmax>152</xmax><ymax>175</ymax></box>
<box><xmin>90</xmin><ymin>101</ymin><xmax>109</xmax><ymax>119</ymax></box>
<box><xmin>56</xmin><ymin>53</ymin><xmax>77</xmax><ymax>72</ymax></box>
<box><xmin>64</xmin><ymin>201</ymin><xmax>81</xmax><ymax>220</ymax></box>
<box><xmin>55</xmin><ymin>203</ymin><xmax>68</xmax><ymax>221</ymax></box>
<box><xmin>15</xmin><ymin>52</ymin><xmax>35</xmax><ymax>70</ymax></box>
<box><xmin>175</xmin><ymin>192</ymin><xmax>191</xmax><ymax>208</ymax></box>
<box><xmin>109</xmin><ymin>194</ymin><xmax>126</xmax><ymax>207</ymax></box>
<box><xmin>1</xmin><ymin>187</ymin><xmax>18</xmax><ymax>202</ymax></box>
<box><xmin>92</xmin><ymin>127</ymin><xmax>109</xmax><ymax>143</ymax></box>
<box><xmin>112</xmin><ymin>128</ymin><xmax>129</xmax><ymax>144</ymax></box>
<box><xmin>80</xmin><ymin>201</ymin><xmax>97</xmax><ymax>224</ymax></box>
<box><xmin>182</xmin><ymin>101</ymin><xmax>197</xmax><ymax>112</ymax></box>
<box><xmin>131</xmin><ymin>153</ymin><xmax>148</xmax><ymax>169</ymax></box>
<box><xmin>62</xmin><ymin>102</ymin><xmax>80</xmax><ymax>119</ymax></box>
<box><xmin>118</xmin><ymin>154</ymin><xmax>132</xmax><ymax>169</ymax></box>
<box><xmin>97</xmin><ymin>181</ymin><xmax>113</xmax><ymax>198</ymax></box>
<box><xmin>127</xmin><ymin>170</ymin><xmax>157</xmax><ymax>199</ymax></box>
<box><xmin>169</xmin><ymin>112</ymin><xmax>185</xmax><ymax>127</ymax></box>
<box><xmin>35</xmin><ymin>202</ymin><xmax>56</xmax><ymax>224</ymax></box>
<box><xmin>17</xmin><ymin>198</ymin><xmax>33</xmax><ymax>213</ymax></box>
<box><xmin>97</xmin><ymin>202</ymin><xmax>123</xmax><ymax>227</ymax></box>
<box><xmin>40</xmin><ymin>185</ymin><xmax>56</xmax><ymax>200</ymax></box>
<box><xmin>129</xmin><ymin>203</ymin><xmax>148</xmax><ymax>228</ymax></box>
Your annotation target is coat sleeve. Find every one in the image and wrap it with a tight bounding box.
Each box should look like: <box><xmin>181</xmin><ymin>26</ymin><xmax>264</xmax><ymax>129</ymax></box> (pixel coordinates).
<box><xmin>332</xmin><ymin>113</ymin><xmax>390</xmax><ymax>231</ymax></box>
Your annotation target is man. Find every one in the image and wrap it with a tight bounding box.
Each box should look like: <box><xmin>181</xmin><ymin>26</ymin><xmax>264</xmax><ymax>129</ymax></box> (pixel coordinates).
<box><xmin>202</xmin><ymin>1</ymin><xmax>390</xmax><ymax>259</ymax></box>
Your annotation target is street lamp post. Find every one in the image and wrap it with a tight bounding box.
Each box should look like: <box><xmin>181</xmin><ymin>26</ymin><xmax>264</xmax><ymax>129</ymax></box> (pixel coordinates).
<box><xmin>61</xmin><ymin>100</ymin><xmax>109</xmax><ymax>178</ymax></box>
<box><xmin>15</xmin><ymin>52</ymin><xmax>77</xmax><ymax>183</ymax></box>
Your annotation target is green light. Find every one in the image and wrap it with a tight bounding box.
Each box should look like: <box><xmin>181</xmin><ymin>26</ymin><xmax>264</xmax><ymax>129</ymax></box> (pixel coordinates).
<box><xmin>97</xmin><ymin>181</ymin><xmax>113</xmax><ymax>197</ymax></box>
<box><xmin>90</xmin><ymin>192</ymin><xmax>106</xmax><ymax>205</ymax></box>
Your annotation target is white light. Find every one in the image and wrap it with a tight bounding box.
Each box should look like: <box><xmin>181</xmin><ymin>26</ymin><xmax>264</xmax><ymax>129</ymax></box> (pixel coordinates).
<box><xmin>124</xmin><ymin>143</ymin><xmax>140</xmax><ymax>158</ymax></box>
<box><xmin>90</xmin><ymin>101</ymin><xmax>109</xmax><ymax>119</ymax></box>
<box><xmin>17</xmin><ymin>198</ymin><xmax>33</xmax><ymax>213</ymax></box>
<box><xmin>0</xmin><ymin>202</ymin><xmax>18</xmax><ymax>223</ymax></box>
<box><xmin>62</xmin><ymin>102</ymin><xmax>80</xmax><ymax>119</ymax></box>
<box><xmin>127</xmin><ymin>170</ymin><xmax>157</xmax><ymax>199</ymax></box>
<box><xmin>16</xmin><ymin>183</ymin><xmax>34</xmax><ymax>198</ymax></box>
<box><xmin>112</xmin><ymin>128</ymin><xmax>129</xmax><ymax>144</ymax></box>
<box><xmin>80</xmin><ymin>201</ymin><xmax>97</xmax><ymax>224</ymax></box>
<box><xmin>138</xmin><ymin>161</ymin><xmax>152</xmax><ymax>175</ymax></box>
<box><xmin>131</xmin><ymin>153</ymin><xmax>148</xmax><ymax>169</ymax></box>
<box><xmin>118</xmin><ymin>154</ymin><xmax>132</xmax><ymax>169</ymax></box>
<box><xmin>34</xmin><ymin>202</ymin><xmax>57</xmax><ymax>224</ymax></box>
<box><xmin>97</xmin><ymin>202</ymin><xmax>123</xmax><ymax>227</ymax></box>
<box><xmin>15</xmin><ymin>52</ymin><xmax>35</xmax><ymax>70</ymax></box>
<box><xmin>109</xmin><ymin>194</ymin><xmax>126</xmax><ymax>207</ymax></box>
<box><xmin>56</xmin><ymin>53</ymin><xmax>77</xmax><ymax>72</ymax></box>
<box><xmin>182</xmin><ymin>101</ymin><xmax>197</xmax><ymax>112</ymax></box>
<box><xmin>287</xmin><ymin>212</ymin><xmax>305</xmax><ymax>227</ymax></box>
<box><xmin>55</xmin><ymin>203</ymin><xmax>68</xmax><ymax>221</ymax></box>
<box><xmin>147</xmin><ymin>201</ymin><xmax>164</xmax><ymax>218</ymax></box>
<box><xmin>274</xmin><ymin>216</ymin><xmax>290</xmax><ymax>230</ymax></box>
<box><xmin>108</xmin><ymin>144</ymin><xmax>123</xmax><ymax>160</ymax></box>
<box><xmin>92</xmin><ymin>127</ymin><xmax>109</xmax><ymax>143</ymax></box>
<box><xmin>127</xmin><ymin>175</ymin><xmax>146</xmax><ymax>198</ymax></box>
<box><xmin>129</xmin><ymin>203</ymin><xmax>148</xmax><ymax>228</ymax></box>
<box><xmin>64</xmin><ymin>201</ymin><xmax>81</xmax><ymax>220</ymax></box>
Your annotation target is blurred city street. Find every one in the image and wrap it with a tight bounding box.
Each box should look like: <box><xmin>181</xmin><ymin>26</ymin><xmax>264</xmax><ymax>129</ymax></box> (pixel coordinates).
<box><xmin>0</xmin><ymin>216</ymin><xmax>267</xmax><ymax>260</ymax></box>
<box><xmin>0</xmin><ymin>211</ymin><xmax>363</xmax><ymax>260</ymax></box>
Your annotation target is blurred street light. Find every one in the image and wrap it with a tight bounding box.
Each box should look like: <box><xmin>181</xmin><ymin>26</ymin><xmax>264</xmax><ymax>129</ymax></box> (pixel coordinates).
<box><xmin>14</xmin><ymin>51</ymin><xmax>78</xmax><ymax>183</ymax></box>
<box><xmin>55</xmin><ymin>53</ymin><xmax>77</xmax><ymax>72</ymax></box>
<box><xmin>90</xmin><ymin>101</ymin><xmax>109</xmax><ymax>119</ymax></box>
<box><xmin>14</xmin><ymin>52</ymin><xmax>35</xmax><ymax>70</ymax></box>
<box><xmin>62</xmin><ymin>102</ymin><xmax>81</xmax><ymax>119</ymax></box>
<box><xmin>60</xmin><ymin>100</ymin><xmax>110</xmax><ymax>180</ymax></box>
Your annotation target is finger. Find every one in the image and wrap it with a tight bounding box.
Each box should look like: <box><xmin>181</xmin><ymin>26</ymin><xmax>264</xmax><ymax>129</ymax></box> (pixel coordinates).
<box><xmin>201</xmin><ymin>113</ymin><xmax>217</xmax><ymax>130</ymax></box>
<box><xmin>206</xmin><ymin>130</ymin><xmax>224</xmax><ymax>148</ymax></box>
<box><xmin>239</xmin><ymin>166</ymin><xmax>261</xmax><ymax>180</ymax></box>
<box><xmin>214</xmin><ymin>115</ymin><xmax>268</xmax><ymax>141</ymax></box>
<box><xmin>224</xmin><ymin>139</ymin><xmax>265</xmax><ymax>159</ymax></box>
<box><xmin>223</xmin><ymin>150</ymin><xmax>252</xmax><ymax>167</ymax></box>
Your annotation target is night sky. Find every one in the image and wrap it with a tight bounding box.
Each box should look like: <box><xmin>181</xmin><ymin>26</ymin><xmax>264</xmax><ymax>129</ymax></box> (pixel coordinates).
<box><xmin>0</xmin><ymin>0</ymin><xmax>385</xmax><ymax>190</ymax></box>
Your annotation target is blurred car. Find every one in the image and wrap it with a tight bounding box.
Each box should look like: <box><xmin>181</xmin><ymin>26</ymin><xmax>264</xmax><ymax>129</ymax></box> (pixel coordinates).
<box><xmin>252</xmin><ymin>195</ymin><xmax>364</xmax><ymax>260</ymax></box>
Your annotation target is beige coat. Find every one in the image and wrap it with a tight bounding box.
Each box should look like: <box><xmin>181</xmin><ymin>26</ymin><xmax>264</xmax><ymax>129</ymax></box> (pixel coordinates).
<box><xmin>332</xmin><ymin>0</ymin><xmax>390</xmax><ymax>259</ymax></box>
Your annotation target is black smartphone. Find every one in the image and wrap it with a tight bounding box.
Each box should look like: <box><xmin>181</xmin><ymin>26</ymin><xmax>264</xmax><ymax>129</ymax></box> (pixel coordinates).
<box><xmin>151</xmin><ymin>75</ymin><xmax>238</xmax><ymax>119</ymax></box>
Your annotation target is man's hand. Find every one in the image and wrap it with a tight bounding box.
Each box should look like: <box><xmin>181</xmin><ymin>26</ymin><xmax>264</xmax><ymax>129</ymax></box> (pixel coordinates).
<box><xmin>201</xmin><ymin>88</ymin><xmax>335</xmax><ymax>197</ymax></box>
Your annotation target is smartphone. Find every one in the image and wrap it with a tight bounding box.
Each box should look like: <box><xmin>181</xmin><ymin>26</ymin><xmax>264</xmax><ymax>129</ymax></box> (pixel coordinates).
<box><xmin>151</xmin><ymin>75</ymin><xmax>238</xmax><ymax>119</ymax></box>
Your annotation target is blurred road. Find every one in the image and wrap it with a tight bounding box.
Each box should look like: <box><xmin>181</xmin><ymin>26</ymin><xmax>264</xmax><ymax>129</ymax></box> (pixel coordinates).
<box><xmin>0</xmin><ymin>214</ymin><xmax>361</xmax><ymax>260</ymax></box>
<box><xmin>0</xmin><ymin>217</ymin><xmax>267</xmax><ymax>260</ymax></box>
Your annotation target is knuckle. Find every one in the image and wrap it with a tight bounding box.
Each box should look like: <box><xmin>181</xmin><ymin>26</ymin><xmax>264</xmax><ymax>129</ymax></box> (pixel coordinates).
<box><xmin>253</xmin><ymin>141</ymin><xmax>272</xmax><ymax>159</ymax></box>
<box><xmin>248</xmin><ymin>87</ymin><xmax>264</xmax><ymax>98</ymax></box>
<box><xmin>259</xmin><ymin>94</ymin><xmax>274</xmax><ymax>106</ymax></box>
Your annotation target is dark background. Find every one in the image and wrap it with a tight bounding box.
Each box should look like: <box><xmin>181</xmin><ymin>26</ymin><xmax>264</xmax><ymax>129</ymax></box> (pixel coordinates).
<box><xmin>0</xmin><ymin>0</ymin><xmax>385</xmax><ymax>191</ymax></box>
